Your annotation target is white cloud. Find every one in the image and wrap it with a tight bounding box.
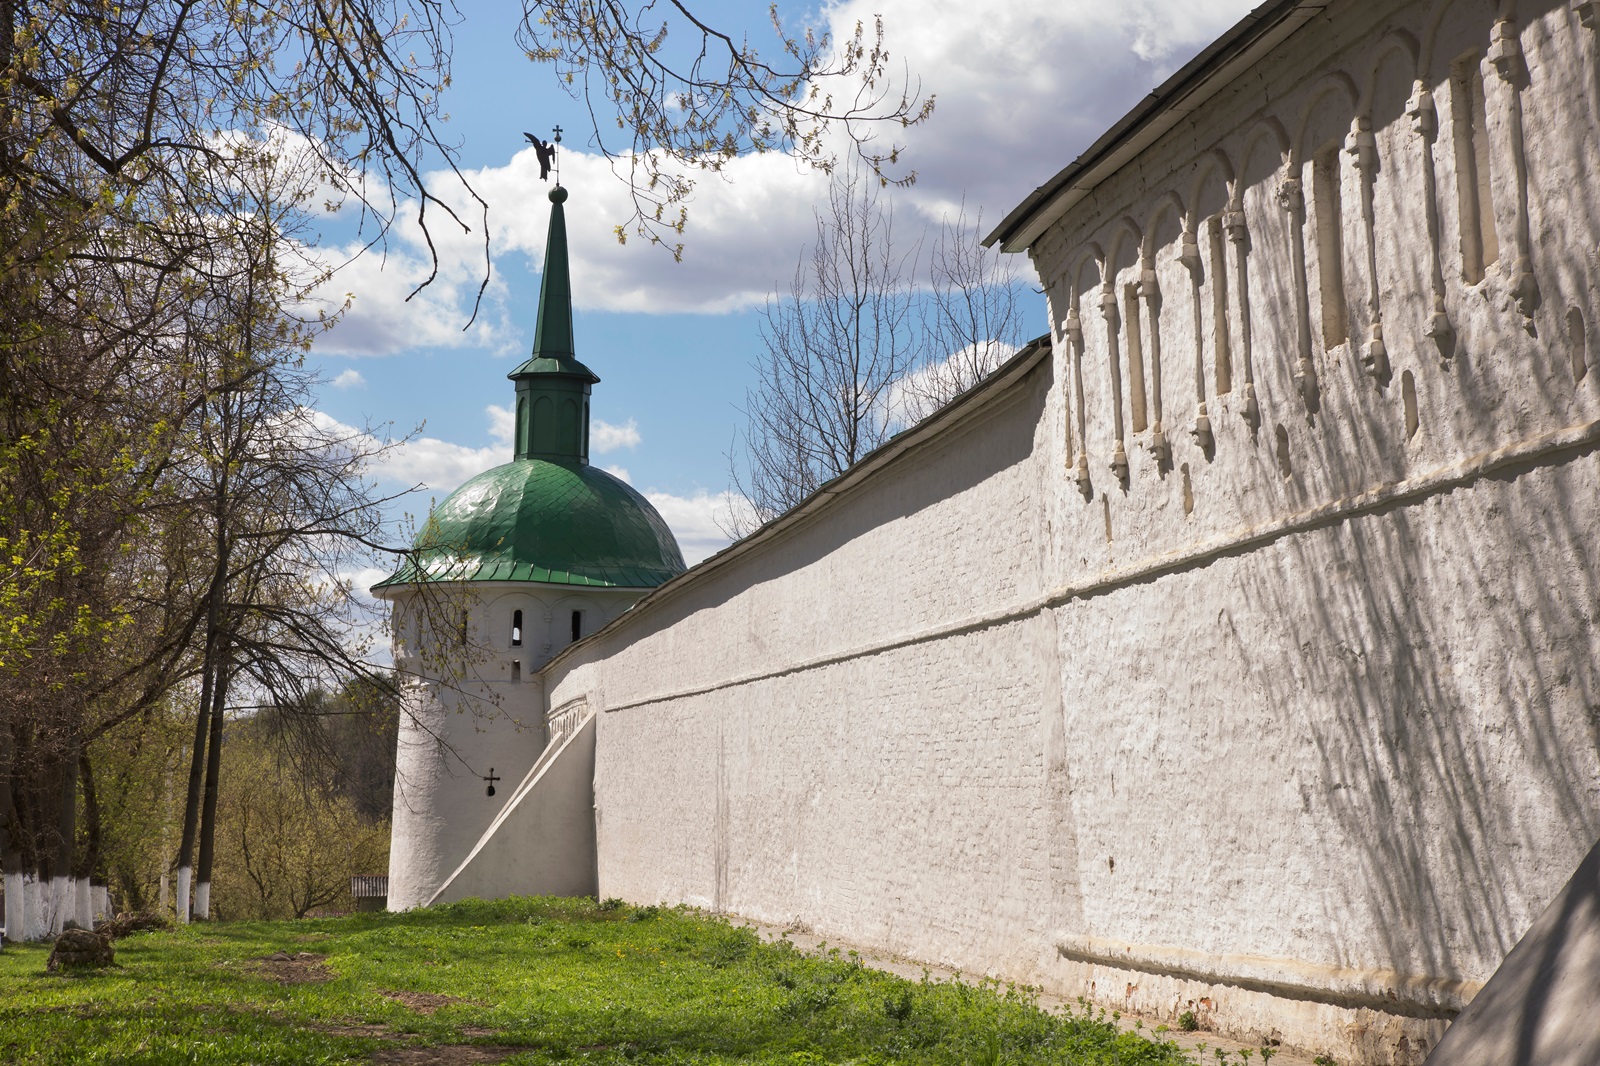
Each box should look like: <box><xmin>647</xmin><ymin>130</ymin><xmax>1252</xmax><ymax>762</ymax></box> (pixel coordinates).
<box><xmin>382</xmin><ymin>434</ymin><xmax>503</xmax><ymax>492</ymax></box>
<box><xmin>298</xmin><ymin>2</ymin><xmax>1253</xmax><ymax>345</ymax></box>
<box><xmin>819</xmin><ymin>0</ymin><xmax>1254</xmax><ymax>232</ymax></box>
<box><xmin>486</xmin><ymin>404</ymin><xmax>516</xmax><ymax>449</ymax></box>
<box><xmin>643</xmin><ymin>489</ymin><xmax>746</xmax><ymax>567</ymax></box>
<box><xmin>309</xmin><ymin>406</ymin><xmax>510</xmax><ymax>496</ymax></box>
<box><xmin>593</xmin><ymin>418</ymin><xmax>641</xmax><ymax>453</ymax></box>
<box><xmin>887</xmin><ymin>339</ymin><xmax>1021</xmax><ymax>426</ymax></box>
<box><xmin>331</xmin><ymin>368</ymin><xmax>366</xmax><ymax>388</ymax></box>
<box><xmin>604</xmin><ymin>464</ymin><xmax>632</xmax><ymax>483</ymax></box>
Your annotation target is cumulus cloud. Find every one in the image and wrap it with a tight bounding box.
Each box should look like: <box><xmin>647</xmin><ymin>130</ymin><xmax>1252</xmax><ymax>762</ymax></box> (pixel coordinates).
<box><xmin>643</xmin><ymin>489</ymin><xmax>746</xmax><ymax>567</ymax></box>
<box><xmin>294</xmin><ymin>0</ymin><xmax>1251</xmax><ymax>346</ymax></box>
<box><xmin>486</xmin><ymin>403</ymin><xmax>516</xmax><ymax>449</ymax></box>
<box><xmin>331</xmin><ymin>368</ymin><xmax>366</xmax><ymax>388</ymax></box>
<box><xmin>308</xmin><ymin>405</ymin><xmax>510</xmax><ymax>496</ymax></box>
<box><xmin>887</xmin><ymin>339</ymin><xmax>1022</xmax><ymax>426</ymax></box>
<box><xmin>604</xmin><ymin>464</ymin><xmax>632</xmax><ymax>483</ymax></box>
<box><xmin>825</xmin><ymin>0</ymin><xmax>1254</xmax><ymax>229</ymax></box>
<box><xmin>593</xmin><ymin>418</ymin><xmax>641</xmax><ymax>453</ymax></box>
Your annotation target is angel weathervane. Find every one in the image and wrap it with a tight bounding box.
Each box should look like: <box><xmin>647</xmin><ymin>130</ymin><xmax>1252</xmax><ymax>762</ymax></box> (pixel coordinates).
<box><xmin>523</xmin><ymin>126</ymin><xmax>562</xmax><ymax>183</ymax></box>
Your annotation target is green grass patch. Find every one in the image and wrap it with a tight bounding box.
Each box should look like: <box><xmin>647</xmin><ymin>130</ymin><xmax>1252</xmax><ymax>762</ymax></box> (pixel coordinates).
<box><xmin>1</xmin><ymin>897</ymin><xmax>1199</xmax><ymax>1065</ymax></box>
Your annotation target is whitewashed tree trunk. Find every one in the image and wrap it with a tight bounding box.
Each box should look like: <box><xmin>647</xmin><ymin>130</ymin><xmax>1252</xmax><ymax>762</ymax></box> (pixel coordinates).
<box><xmin>91</xmin><ymin>885</ymin><xmax>109</xmax><ymax>923</ymax></box>
<box><xmin>22</xmin><ymin>876</ymin><xmax>44</xmax><ymax>941</ymax></box>
<box><xmin>74</xmin><ymin>878</ymin><xmax>91</xmax><ymax>928</ymax></box>
<box><xmin>2</xmin><ymin>870</ymin><xmax>21</xmax><ymax>940</ymax></box>
<box><xmin>193</xmin><ymin>881</ymin><xmax>210</xmax><ymax>920</ymax></box>
<box><xmin>176</xmin><ymin>865</ymin><xmax>191</xmax><ymax>924</ymax></box>
<box><xmin>45</xmin><ymin>875</ymin><xmax>69</xmax><ymax>937</ymax></box>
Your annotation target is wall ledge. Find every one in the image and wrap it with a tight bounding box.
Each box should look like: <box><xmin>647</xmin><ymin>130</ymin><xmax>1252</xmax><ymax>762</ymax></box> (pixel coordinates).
<box><xmin>1056</xmin><ymin>934</ymin><xmax>1481</xmax><ymax>1019</ymax></box>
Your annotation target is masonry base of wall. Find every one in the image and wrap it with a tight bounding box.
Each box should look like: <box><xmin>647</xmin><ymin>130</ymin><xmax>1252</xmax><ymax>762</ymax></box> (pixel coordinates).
<box><xmin>1048</xmin><ymin>948</ymin><xmax>1454</xmax><ymax>1066</ymax></box>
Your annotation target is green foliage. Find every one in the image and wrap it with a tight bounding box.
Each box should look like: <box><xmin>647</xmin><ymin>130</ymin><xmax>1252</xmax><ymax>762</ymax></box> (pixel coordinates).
<box><xmin>0</xmin><ymin>897</ymin><xmax>1200</xmax><ymax>1066</ymax></box>
<box><xmin>86</xmin><ymin>699</ymin><xmax>190</xmax><ymax>912</ymax></box>
<box><xmin>1178</xmin><ymin>1010</ymin><xmax>1199</xmax><ymax>1032</ymax></box>
<box><xmin>211</xmin><ymin>727</ymin><xmax>390</xmax><ymax>921</ymax></box>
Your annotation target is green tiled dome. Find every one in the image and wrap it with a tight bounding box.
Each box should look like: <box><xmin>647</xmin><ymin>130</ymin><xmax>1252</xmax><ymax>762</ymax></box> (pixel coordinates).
<box><xmin>375</xmin><ymin>183</ymin><xmax>684</xmax><ymax>593</ymax></box>
<box><xmin>377</xmin><ymin>459</ymin><xmax>685</xmax><ymax>589</ymax></box>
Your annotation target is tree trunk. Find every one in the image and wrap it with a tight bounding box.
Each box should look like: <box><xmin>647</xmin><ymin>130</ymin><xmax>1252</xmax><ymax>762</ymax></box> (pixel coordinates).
<box><xmin>47</xmin><ymin>751</ymin><xmax>77</xmax><ymax>935</ymax></box>
<box><xmin>193</xmin><ymin>650</ymin><xmax>232</xmax><ymax>920</ymax></box>
<box><xmin>0</xmin><ymin>729</ymin><xmax>24</xmax><ymax>941</ymax></box>
<box><xmin>176</xmin><ymin>480</ymin><xmax>231</xmax><ymax>921</ymax></box>
<box><xmin>174</xmin><ymin>676</ymin><xmax>212</xmax><ymax>923</ymax></box>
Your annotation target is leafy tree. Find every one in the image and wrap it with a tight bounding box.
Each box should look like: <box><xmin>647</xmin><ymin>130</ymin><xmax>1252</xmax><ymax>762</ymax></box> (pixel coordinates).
<box><xmin>212</xmin><ymin>719</ymin><xmax>390</xmax><ymax>921</ymax></box>
<box><xmin>1</xmin><ymin>0</ymin><xmax>930</xmax><ymax>935</ymax></box>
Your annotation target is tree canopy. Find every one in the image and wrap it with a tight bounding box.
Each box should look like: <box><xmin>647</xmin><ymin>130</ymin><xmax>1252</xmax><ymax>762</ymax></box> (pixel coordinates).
<box><xmin>1</xmin><ymin>0</ymin><xmax>928</xmax><ymax>929</ymax></box>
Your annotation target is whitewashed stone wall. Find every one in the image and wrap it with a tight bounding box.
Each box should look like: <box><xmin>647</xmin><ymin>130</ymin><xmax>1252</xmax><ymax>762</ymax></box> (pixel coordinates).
<box><xmin>385</xmin><ymin>582</ymin><xmax>640</xmax><ymax>911</ymax></box>
<box><xmin>539</xmin><ymin>1</ymin><xmax>1600</xmax><ymax>1062</ymax></box>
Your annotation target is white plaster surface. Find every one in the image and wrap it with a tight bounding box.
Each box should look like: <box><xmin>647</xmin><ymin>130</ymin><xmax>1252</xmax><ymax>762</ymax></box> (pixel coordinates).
<box><xmin>1</xmin><ymin>871</ymin><xmax>20</xmax><ymax>940</ymax></box>
<box><xmin>384</xmin><ymin>582</ymin><xmax>642</xmax><ymax>910</ymax></box>
<box><xmin>22</xmin><ymin>875</ymin><xmax>42</xmax><ymax>942</ymax></box>
<box><xmin>430</xmin><ymin>707</ymin><xmax>598</xmax><ymax>905</ymax></box>
<box><xmin>534</xmin><ymin>1</ymin><xmax>1600</xmax><ymax>1050</ymax></box>
<box><xmin>405</xmin><ymin>1</ymin><xmax>1600</xmax><ymax>1062</ymax></box>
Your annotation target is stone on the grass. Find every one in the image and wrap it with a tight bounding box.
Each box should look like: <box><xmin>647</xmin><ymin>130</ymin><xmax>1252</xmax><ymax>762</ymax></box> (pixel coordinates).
<box><xmin>47</xmin><ymin>927</ymin><xmax>114</xmax><ymax>972</ymax></box>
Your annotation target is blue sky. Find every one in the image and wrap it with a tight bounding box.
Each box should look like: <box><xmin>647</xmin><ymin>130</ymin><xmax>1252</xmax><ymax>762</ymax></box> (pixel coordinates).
<box><xmin>306</xmin><ymin>0</ymin><xmax>1256</xmax><ymax>571</ymax></box>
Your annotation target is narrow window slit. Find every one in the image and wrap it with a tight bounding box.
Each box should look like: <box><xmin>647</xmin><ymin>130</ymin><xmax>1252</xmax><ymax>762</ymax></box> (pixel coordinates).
<box><xmin>511</xmin><ymin>609</ymin><xmax>523</xmax><ymax>647</ymax></box>
<box><xmin>570</xmin><ymin>610</ymin><xmax>583</xmax><ymax>643</ymax></box>
<box><xmin>1568</xmin><ymin>308</ymin><xmax>1588</xmax><ymax>384</ymax></box>
<box><xmin>1274</xmin><ymin>424</ymin><xmax>1293</xmax><ymax>480</ymax></box>
<box><xmin>1402</xmin><ymin>371</ymin><xmax>1420</xmax><ymax>439</ymax></box>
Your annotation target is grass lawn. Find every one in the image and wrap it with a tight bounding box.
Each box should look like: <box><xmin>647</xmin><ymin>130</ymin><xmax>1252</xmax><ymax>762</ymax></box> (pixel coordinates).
<box><xmin>0</xmin><ymin>896</ymin><xmax>1210</xmax><ymax>1066</ymax></box>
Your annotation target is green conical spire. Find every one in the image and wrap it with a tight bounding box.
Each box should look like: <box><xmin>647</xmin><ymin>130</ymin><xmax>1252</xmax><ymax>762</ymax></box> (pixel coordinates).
<box><xmin>531</xmin><ymin>185</ymin><xmax>575</xmax><ymax>359</ymax></box>
<box><xmin>509</xmin><ymin>185</ymin><xmax>599</xmax><ymax>463</ymax></box>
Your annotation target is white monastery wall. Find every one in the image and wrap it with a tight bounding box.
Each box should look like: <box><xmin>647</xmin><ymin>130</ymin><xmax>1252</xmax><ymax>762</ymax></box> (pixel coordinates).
<box><xmin>537</xmin><ymin>1</ymin><xmax>1600</xmax><ymax>1061</ymax></box>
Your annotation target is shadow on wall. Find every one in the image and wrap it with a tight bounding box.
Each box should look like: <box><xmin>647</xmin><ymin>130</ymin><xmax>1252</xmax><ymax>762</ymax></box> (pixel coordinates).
<box><xmin>1226</xmin><ymin>452</ymin><xmax>1600</xmax><ymax>986</ymax></box>
<box><xmin>1174</xmin><ymin>0</ymin><xmax>1600</xmax><ymax>989</ymax></box>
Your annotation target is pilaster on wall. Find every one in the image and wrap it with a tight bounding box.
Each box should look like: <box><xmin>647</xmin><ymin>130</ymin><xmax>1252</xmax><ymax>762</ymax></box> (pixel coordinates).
<box><xmin>1031</xmin><ymin>0</ymin><xmax>1599</xmax><ymax>584</ymax></box>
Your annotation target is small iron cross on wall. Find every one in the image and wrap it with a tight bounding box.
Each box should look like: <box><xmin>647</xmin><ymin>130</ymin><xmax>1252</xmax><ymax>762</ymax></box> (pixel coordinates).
<box><xmin>484</xmin><ymin>769</ymin><xmax>501</xmax><ymax>798</ymax></box>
